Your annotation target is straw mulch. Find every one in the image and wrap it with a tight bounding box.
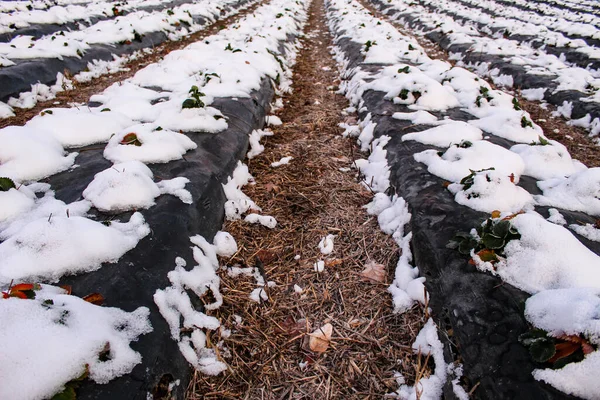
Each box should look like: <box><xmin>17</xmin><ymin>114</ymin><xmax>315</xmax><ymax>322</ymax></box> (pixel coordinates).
<box><xmin>186</xmin><ymin>0</ymin><xmax>431</xmax><ymax>398</ymax></box>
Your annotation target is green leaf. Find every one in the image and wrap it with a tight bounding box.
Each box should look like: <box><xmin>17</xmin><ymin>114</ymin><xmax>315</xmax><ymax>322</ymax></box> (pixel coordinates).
<box><xmin>492</xmin><ymin>220</ymin><xmax>511</xmax><ymax>237</ymax></box>
<box><xmin>482</xmin><ymin>234</ymin><xmax>505</xmax><ymax>250</ymax></box>
<box><xmin>0</xmin><ymin>177</ymin><xmax>16</xmax><ymax>192</ymax></box>
<box><xmin>529</xmin><ymin>338</ymin><xmax>556</xmax><ymax>363</ymax></box>
<box><xmin>182</xmin><ymin>99</ymin><xmax>198</xmax><ymax>109</ymax></box>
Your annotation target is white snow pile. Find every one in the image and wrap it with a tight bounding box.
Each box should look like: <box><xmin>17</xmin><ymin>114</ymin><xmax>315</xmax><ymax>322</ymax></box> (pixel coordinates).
<box><xmin>83</xmin><ymin>161</ymin><xmax>192</xmax><ymax>212</ymax></box>
<box><xmin>0</xmin><ymin>284</ymin><xmax>152</xmax><ymax>400</ymax></box>
<box><xmin>154</xmin><ymin>235</ymin><xmax>228</xmax><ymax>376</ymax></box>
<box><xmin>318</xmin><ymin>234</ymin><xmax>336</xmax><ymax>255</ymax></box>
<box><xmin>104</xmin><ymin>124</ymin><xmax>197</xmax><ymax>164</ymax></box>
<box><xmin>402</xmin><ymin>121</ymin><xmax>483</xmax><ymax>148</ymax></box>
<box><xmin>223</xmin><ymin>161</ymin><xmax>261</xmax><ymax>220</ymax></box>
<box><xmin>390</xmin><ymin>319</ymin><xmax>458</xmax><ymax>400</ymax></box>
<box><xmin>271</xmin><ymin>156</ymin><xmax>293</xmax><ymax>168</ymax></box>
<box><xmin>26</xmin><ymin>107</ymin><xmax>133</xmax><ymax>148</ymax></box>
<box><xmin>511</xmin><ymin>139</ymin><xmax>586</xmax><ymax>181</ymax></box>
<box><xmin>447</xmin><ymin>169</ymin><xmax>534</xmax><ymax>213</ymax></box>
<box><xmin>0</xmin><ymin>125</ymin><xmax>77</xmax><ymax>182</ymax></box>
<box><xmin>0</xmin><ymin>212</ymin><xmax>150</xmax><ymax>285</ymax></box>
<box><xmin>536</xmin><ymin>168</ymin><xmax>600</xmax><ymax>216</ymax></box>
<box><xmin>414</xmin><ymin>140</ymin><xmax>525</xmax><ymax>183</ymax></box>
<box><xmin>247</xmin><ymin>129</ymin><xmax>274</xmax><ymax>159</ymax></box>
<box><xmin>524</xmin><ymin>288</ymin><xmax>600</xmax><ymax>400</ymax></box>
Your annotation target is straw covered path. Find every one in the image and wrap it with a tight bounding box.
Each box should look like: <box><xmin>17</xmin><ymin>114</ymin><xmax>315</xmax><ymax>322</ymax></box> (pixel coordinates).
<box><xmin>187</xmin><ymin>0</ymin><xmax>430</xmax><ymax>397</ymax></box>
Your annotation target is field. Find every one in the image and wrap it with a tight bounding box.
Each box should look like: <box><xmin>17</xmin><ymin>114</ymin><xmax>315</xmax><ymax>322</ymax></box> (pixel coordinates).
<box><xmin>1</xmin><ymin>0</ymin><xmax>599</xmax><ymax>398</ymax></box>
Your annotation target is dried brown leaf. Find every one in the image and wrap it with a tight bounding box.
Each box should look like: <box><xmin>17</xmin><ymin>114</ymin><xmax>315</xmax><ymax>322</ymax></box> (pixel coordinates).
<box><xmin>309</xmin><ymin>323</ymin><xmax>333</xmax><ymax>353</ymax></box>
<box><xmin>360</xmin><ymin>261</ymin><xmax>386</xmax><ymax>283</ymax></box>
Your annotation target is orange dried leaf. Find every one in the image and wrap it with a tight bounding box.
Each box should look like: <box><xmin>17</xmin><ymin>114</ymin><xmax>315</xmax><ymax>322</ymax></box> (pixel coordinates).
<box><xmin>325</xmin><ymin>258</ymin><xmax>343</xmax><ymax>267</ymax></box>
<box><xmin>83</xmin><ymin>293</ymin><xmax>105</xmax><ymax>305</ymax></box>
<box><xmin>475</xmin><ymin>249</ymin><xmax>498</xmax><ymax>263</ymax></box>
<box><xmin>491</xmin><ymin>210</ymin><xmax>501</xmax><ymax>219</ymax></box>
<box><xmin>360</xmin><ymin>261</ymin><xmax>386</xmax><ymax>283</ymax></box>
<box><xmin>60</xmin><ymin>285</ymin><xmax>72</xmax><ymax>295</ymax></box>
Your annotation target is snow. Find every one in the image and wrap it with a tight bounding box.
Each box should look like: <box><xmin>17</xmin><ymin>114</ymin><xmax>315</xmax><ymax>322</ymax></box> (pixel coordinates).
<box><xmin>213</xmin><ymin>231</ymin><xmax>238</xmax><ymax>257</ymax></box>
<box><xmin>271</xmin><ymin>156</ymin><xmax>293</xmax><ymax>167</ymax></box>
<box><xmin>536</xmin><ymin>168</ymin><xmax>600</xmax><ymax>216</ymax></box>
<box><xmin>511</xmin><ymin>140</ymin><xmax>585</xmax><ymax>180</ymax></box>
<box><xmin>247</xmin><ymin>129</ymin><xmax>273</xmax><ymax>159</ymax></box>
<box><xmin>154</xmin><ymin>236</ymin><xmax>227</xmax><ymax>375</ymax></box>
<box><xmin>103</xmin><ymin>124</ymin><xmax>197</xmax><ymax>164</ymax></box>
<box><xmin>266</xmin><ymin>115</ymin><xmax>283</xmax><ymax>126</ymax></box>
<box><xmin>0</xmin><ymin>286</ymin><xmax>152</xmax><ymax>400</ymax></box>
<box><xmin>314</xmin><ymin>260</ymin><xmax>325</xmax><ymax>273</ymax></box>
<box><xmin>547</xmin><ymin>208</ymin><xmax>567</xmax><ymax>225</ymax></box>
<box><xmin>414</xmin><ymin>140</ymin><xmax>525</xmax><ymax>183</ymax></box>
<box><xmin>570</xmin><ymin>223</ymin><xmax>600</xmax><ymax>242</ymax></box>
<box><xmin>402</xmin><ymin>121</ymin><xmax>483</xmax><ymax>147</ymax></box>
<box><xmin>26</xmin><ymin>107</ymin><xmax>133</xmax><ymax>148</ymax></box>
<box><xmin>244</xmin><ymin>213</ymin><xmax>277</xmax><ymax>229</ymax></box>
<box><xmin>0</xmin><ymin>212</ymin><xmax>150</xmax><ymax>285</ymax></box>
<box><xmin>448</xmin><ymin>169</ymin><xmax>534</xmax><ymax>213</ymax></box>
<box><xmin>318</xmin><ymin>234</ymin><xmax>335</xmax><ymax>255</ymax></box>
<box><xmin>477</xmin><ymin>212</ymin><xmax>600</xmax><ymax>293</ymax></box>
<box><xmin>0</xmin><ymin>125</ymin><xmax>77</xmax><ymax>182</ymax></box>
<box><xmin>223</xmin><ymin>162</ymin><xmax>260</xmax><ymax>221</ymax></box>
<box><xmin>83</xmin><ymin>161</ymin><xmax>191</xmax><ymax>212</ymax></box>
<box><xmin>391</xmin><ymin>319</ymin><xmax>448</xmax><ymax>400</ymax></box>
<box><xmin>469</xmin><ymin>109</ymin><xmax>545</xmax><ymax>143</ymax></box>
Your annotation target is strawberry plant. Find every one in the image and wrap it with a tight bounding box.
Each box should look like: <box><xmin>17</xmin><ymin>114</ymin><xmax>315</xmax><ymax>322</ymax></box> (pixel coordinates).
<box><xmin>457</xmin><ymin>167</ymin><xmax>495</xmax><ymax>191</ymax></box>
<box><xmin>224</xmin><ymin>43</ymin><xmax>242</xmax><ymax>53</ymax></box>
<box><xmin>447</xmin><ymin>213</ymin><xmax>521</xmax><ymax>263</ymax></box>
<box><xmin>364</xmin><ymin>40</ymin><xmax>376</xmax><ymax>52</ymax></box>
<box><xmin>520</xmin><ymin>329</ymin><xmax>595</xmax><ymax>369</ymax></box>
<box><xmin>530</xmin><ymin>136</ymin><xmax>550</xmax><ymax>146</ymax></box>
<box><xmin>182</xmin><ymin>85</ymin><xmax>205</xmax><ymax>109</ymax></box>
<box><xmin>521</xmin><ymin>116</ymin><xmax>533</xmax><ymax>128</ymax></box>
<box><xmin>512</xmin><ymin>97</ymin><xmax>522</xmax><ymax>110</ymax></box>
<box><xmin>475</xmin><ymin>86</ymin><xmax>493</xmax><ymax>107</ymax></box>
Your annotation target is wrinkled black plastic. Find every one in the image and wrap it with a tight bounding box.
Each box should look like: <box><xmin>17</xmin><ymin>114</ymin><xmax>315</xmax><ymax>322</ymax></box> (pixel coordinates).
<box><xmin>42</xmin><ymin>78</ymin><xmax>274</xmax><ymax>400</ymax></box>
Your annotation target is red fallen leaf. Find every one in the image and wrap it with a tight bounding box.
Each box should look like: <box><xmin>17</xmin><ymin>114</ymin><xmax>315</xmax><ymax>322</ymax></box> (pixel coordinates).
<box><xmin>83</xmin><ymin>293</ymin><xmax>105</xmax><ymax>305</ymax></box>
<box><xmin>509</xmin><ymin>173</ymin><xmax>515</xmax><ymax>183</ymax></box>
<box><xmin>11</xmin><ymin>283</ymin><xmax>36</xmax><ymax>292</ymax></box>
<box><xmin>120</xmin><ymin>133</ymin><xmax>141</xmax><ymax>146</ymax></box>
<box><xmin>558</xmin><ymin>335</ymin><xmax>595</xmax><ymax>355</ymax></box>
<box><xmin>548</xmin><ymin>341</ymin><xmax>580</xmax><ymax>363</ymax></box>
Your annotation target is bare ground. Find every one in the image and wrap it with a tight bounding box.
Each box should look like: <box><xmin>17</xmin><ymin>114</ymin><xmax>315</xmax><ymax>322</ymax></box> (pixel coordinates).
<box><xmin>186</xmin><ymin>0</ymin><xmax>429</xmax><ymax>398</ymax></box>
